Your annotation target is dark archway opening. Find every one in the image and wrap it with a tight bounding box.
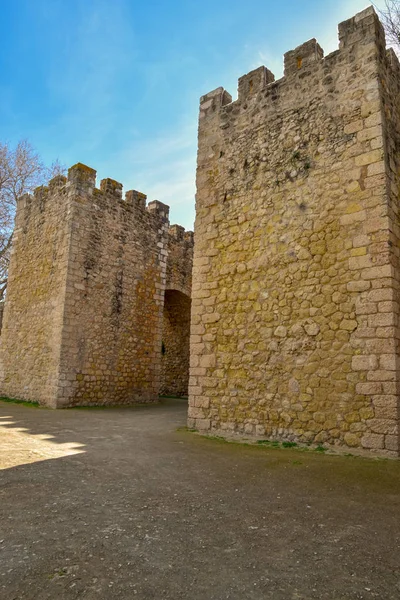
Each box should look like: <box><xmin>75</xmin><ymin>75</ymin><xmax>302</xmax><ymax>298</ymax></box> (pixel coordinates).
<box><xmin>160</xmin><ymin>289</ymin><xmax>191</xmax><ymax>397</ymax></box>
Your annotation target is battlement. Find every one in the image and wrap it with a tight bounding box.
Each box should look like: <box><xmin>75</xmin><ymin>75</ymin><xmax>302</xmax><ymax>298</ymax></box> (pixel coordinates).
<box><xmin>199</xmin><ymin>7</ymin><xmax>390</xmax><ymax>117</ymax></box>
<box><xmin>283</xmin><ymin>38</ymin><xmax>324</xmax><ymax>77</ymax></box>
<box><xmin>24</xmin><ymin>163</ymin><xmax>171</xmax><ymax>225</ymax></box>
<box><xmin>169</xmin><ymin>224</ymin><xmax>194</xmax><ymax>244</ymax></box>
<box><xmin>100</xmin><ymin>177</ymin><xmax>123</xmax><ymax>198</ymax></box>
<box><xmin>169</xmin><ymin>224</ymin><xmax>185</xmax><ymax>240</ymax></box>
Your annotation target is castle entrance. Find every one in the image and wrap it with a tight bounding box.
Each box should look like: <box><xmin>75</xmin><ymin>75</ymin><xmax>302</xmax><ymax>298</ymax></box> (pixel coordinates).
<box><xmin>160</xmin><ymin>289</ymin><xmax>191</xmax><ymax>397</ymax></box>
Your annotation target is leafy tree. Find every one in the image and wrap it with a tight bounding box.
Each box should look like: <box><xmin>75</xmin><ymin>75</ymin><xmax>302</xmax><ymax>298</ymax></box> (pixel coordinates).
<box><xmin>0</xmin><ymin>140</ymin><xmax>64</xmax><ymax>301</ymax></box>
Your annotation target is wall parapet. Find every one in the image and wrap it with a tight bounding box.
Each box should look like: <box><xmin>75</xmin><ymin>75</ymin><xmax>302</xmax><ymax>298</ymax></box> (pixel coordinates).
<box><xmin>199</xmin><ymin>7</ymin><xmax>390</xmax><ymax>125</ymax></box>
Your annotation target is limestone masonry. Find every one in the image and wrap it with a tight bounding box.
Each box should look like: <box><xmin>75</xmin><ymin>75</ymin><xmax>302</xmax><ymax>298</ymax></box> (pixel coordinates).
<box><xmin>189</xmin><ymin>7</ymin><xmax>400</xmax><ymax>456</ymax></box>
<box><xmin>161</xmin><ymin>225</ymin><xmax>193</xmax><ymax>397</ymax></box>
<box><xmin>0</xmin><ymin>164</ymin><xmax>193</xmax><ymax>407</ymax></box>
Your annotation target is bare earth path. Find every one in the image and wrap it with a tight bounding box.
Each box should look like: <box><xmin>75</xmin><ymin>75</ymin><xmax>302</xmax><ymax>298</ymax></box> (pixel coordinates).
<box><xmin>0</xmin><ymin>398</ymin><xmax>399</xmax><ymax>600</ymax></box>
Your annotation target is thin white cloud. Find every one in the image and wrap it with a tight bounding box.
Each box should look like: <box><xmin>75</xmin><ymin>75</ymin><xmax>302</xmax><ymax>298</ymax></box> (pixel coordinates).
<box><xmin>98</xmin><ymin>122</ymin><xmax>198</xmax><ymax>230</ymax></box>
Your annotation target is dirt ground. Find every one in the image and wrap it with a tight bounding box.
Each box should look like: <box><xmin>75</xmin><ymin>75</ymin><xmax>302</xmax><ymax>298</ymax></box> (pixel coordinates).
<box><xmin>0</xmin><ymin>398</ymin><xmax>399</xmax><ymax>600</ymax></box>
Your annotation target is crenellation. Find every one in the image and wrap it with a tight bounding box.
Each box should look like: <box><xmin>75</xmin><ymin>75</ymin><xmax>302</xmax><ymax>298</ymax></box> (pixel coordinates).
<box><xmin>125</xmin><ymin>189</ymin><xmax>147</xmax><ymax>210</ymax></box>
<box><xmin>100</xmin><ymin>178</ymin><xmax>123</xmax><ymax>198</ymax></box>
<box><xmin>67</xmin><ymin>163</ymin><xmax>96</xmax><ymax>188</ymax></box>
<box><xmin>49</xmin><ymin>174</ymin><xmax>67</xmax><ymax>189</ymax></box>
<box><xmin>169</xmin><ymin>224</ymin><xmax>185</xmax><ymax>240</ymax></box>
<box><xmin>199</xmin><ymin>87</ymin><xmax>232</xmax><ymax>117</ymax></box>
<box><xmin>338</xmin><ymin>6</ymin><xmax>385</xmax><ymax>49</ymax></box>
<box><xmin>284</xmin><ymin>39</ymin><xmax>324</xmax><ymax>77</ymax></box>
<box><xmin>184</xmin><ymin>231</ymin><xmax>194</xmax><ymax>244</ymax></box>
<box><xmin>147</xmin><ymin>200</ymin><xmax>170</xmax><ymax>220</ymax></box>
<box><xmin>201</xmin><ymin>8</ymin><xmax>392</xmax><ymax>131</ymax></box>
<box><xmin>33</xmin><ymin>185</ymin><xmax>49</xmax><ymax>199</ymax></box>
<box><xmin>238</xmin><ymin>66</ymin><xmax>275</xmax><ymax>101</ymax></box>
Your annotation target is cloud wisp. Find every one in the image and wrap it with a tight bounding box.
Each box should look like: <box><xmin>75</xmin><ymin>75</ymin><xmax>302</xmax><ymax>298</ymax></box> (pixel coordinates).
<box><xmin>110</xmin><ymin>122</ymin><xmax>198</xmax><ymax>231</ymax></box>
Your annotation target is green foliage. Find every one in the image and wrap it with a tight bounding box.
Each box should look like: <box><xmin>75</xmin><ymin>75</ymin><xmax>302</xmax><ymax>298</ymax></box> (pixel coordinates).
<box><xmin>0</xmin><ymin>396</ymin><xmax>40</xmax><ymax>407</ymax></box>
<box><xmin>315</xmin><ymin>445</ymin><xmax>327</xmax><ymax>453</ymax></box>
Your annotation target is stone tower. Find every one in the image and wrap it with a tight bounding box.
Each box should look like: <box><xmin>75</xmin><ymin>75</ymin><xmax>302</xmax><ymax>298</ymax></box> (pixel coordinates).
<box><xmin>0</xmin><ymin>164</ymin><xmax>193</xmax><ymax>407</ymax></box>
<box><xmin>189</xmin><ymin>7</ymin><xmax>400</xmax><ymax>456</ymax></box>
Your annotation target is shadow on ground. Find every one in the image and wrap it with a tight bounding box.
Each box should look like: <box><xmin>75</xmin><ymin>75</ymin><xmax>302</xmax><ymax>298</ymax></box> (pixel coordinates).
<box><xmin>0</xmin><ymin>398</ymin><xmax>399</xmax><ymax>600</ymax></box>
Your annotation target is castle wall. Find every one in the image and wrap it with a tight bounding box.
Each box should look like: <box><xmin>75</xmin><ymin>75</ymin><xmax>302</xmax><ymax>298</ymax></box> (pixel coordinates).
<box><xmin>160</xmin><ymin>225</ymin><xmax>193</xmax><ymax>397</ymax></box>
<box><xmin>160</xmin><ymin>289</ymin><xmax>191</xmax><ymax>397</ymax></box>
<box><xmin>189</xmin><ymin>8</ymin><xmax>400</xmax><ymax>455</ymax></box>
<box><xmin>0</xmin><ymin>177</ymin><xmax>71</xmax><ymax>406</ymax></box>
<box><xmin>165</xmin><ymin>224</ymin><xmax>194</xmax><ymax>297</ymax></box>
<box><xmin>0</xmin><ymin>164</ymin><xmax>171</xmax><ymax>407</ymax></box>
<box><xmin>380</xmin><ymin>48</ymin><xmax>400</xmax><ymax>454</ymax></box>
<box><xmin>56</xmin><ymin>165</ymin><xmax>170</xmax><ymax>407</ymax></box>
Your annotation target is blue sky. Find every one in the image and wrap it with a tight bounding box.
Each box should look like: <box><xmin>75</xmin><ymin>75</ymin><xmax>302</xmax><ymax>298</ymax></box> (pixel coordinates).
<box><xmin>0</xmin><ymin>0</ymin><xmax>386</xmax><ymax>229</ymax></box>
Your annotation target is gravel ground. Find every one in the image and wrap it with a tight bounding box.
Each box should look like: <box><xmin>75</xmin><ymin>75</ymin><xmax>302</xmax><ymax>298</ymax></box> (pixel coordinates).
<box><xmin>0</xmin><ymin>398</ymin><xmax>399</xmax><ymax>600</ymax></box>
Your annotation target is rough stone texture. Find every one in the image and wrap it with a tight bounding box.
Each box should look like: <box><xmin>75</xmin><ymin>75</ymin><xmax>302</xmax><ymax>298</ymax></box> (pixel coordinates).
<box><xmin>0</xmin><ymin>165</ymin><xmax>193</xmax><ymax>407</ymax></box>
<box><xmin>0</xmin><ymin>301</ymin><xmax>4</xmax><ymax>333</ymax></box>
<box><xmin>160</xmin><ymin>225</ymin><xmax>193</xmax><ymax>396</ymax></box>
<box><xmin>189</xmin><ymin>7</ymin><xmax>400</xmax><ymax>456</ymax></box>
<box><xmin>161</xmin><ymin>289</ymin><xmax>191</xmax><ymax>397</ymax></box>
<box><xmin>165</xmin><ymin>224</ymin><xmax>193</xmax><ymax>297</ymax></box>
<box><xmin>0</xmin><ymin>177</ymin><xmax>74</xmax><ymax>406</ymax></box>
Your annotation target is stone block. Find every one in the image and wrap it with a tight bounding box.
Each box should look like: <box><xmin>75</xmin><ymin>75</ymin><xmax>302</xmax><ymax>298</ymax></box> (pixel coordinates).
<box><xmin>361</xmin><ymin>433</ymin><xmax>384</xmax><ymax>449</ymax></box>
<box><xmin>351</xmin><ymin>355</ymin><xmax>378</xmax><ymax>371</ymax></box>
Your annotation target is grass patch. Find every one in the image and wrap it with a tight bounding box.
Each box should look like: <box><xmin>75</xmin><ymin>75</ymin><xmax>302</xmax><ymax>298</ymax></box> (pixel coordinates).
<box><xmin>0</xmin><ymin>396</ymin><xmax>40</xmax><ymax>408</ymax></box>
<box><xmin>176</xmin><ymin>429</ymin><xmax>394</xmax><ymax>463</ymax></box>
<box><xmin>206</xmin><ymin>434</ymin><xmax>230</xmax><ymax>443</ymax></box>
<box><xmin>197</xmin><ymin>434</ymin><xmax>330</xmax><ymax>455</ymax></box>
<box><xmin>70</xmin><ymin>404</ymin><xmax>123</xmax><ymax>410</ymax></box>
<box><xmin>257</xmin><ymin>439</ymin><xmax>298</xmax><ymax>450</ymax></box>
<box><xmin>177</xmin><ymin>426</ymin><xmax>197</xmax><ymax>433</ymax></box>
<box><xmin>315</xmin><ymin>445</ymin><xmax>327</xmax><ymax>453</ymax></box>
<box><xmin>70</xmin><ymin>401</ymin><xmax>156</xmax><ymax>410</ymax></box>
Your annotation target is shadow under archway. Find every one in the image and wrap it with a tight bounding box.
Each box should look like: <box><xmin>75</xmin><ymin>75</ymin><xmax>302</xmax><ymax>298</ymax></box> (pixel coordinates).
<box><xmin>160</xmin><ymin>289</ymin><xmax>191</xmax><ymax>397</ymax></box>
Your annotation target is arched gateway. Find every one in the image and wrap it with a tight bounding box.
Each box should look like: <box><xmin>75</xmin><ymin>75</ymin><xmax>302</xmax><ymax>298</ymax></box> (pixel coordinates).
<box><xmin>160</xmin><ymin>224</ymin><xmax>193</xmax><ymax>398</ymax></box>
<box><xmin>161</xmin><ymin>289</ymin><xmax>191</xmax><ymax>397</ymax></box>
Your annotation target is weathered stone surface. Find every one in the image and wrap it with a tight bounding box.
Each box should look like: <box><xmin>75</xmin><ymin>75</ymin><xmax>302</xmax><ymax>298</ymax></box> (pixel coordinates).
<box><xmin>0</xmin><ymin>165</ymin><xmax>193</xmax><ymax>407</ymax></box>
<box><xmin>189</xmin><ymin>7</ymin><xmax>400</xmax><ymax>456</ymax></box>
<box><xmin>160</xmin><ymin>225</ymin><xmax>193</xmax><ymax>397</ymax></box>
<box><xmin>160</xmin><ymin>289</ymin><xmax>191</xmax><ymax>397</ymax></box>
<box><xmin>0</xmin><ymin>302</ymin><xmax>4</xmax><ymax>333</ymax></box>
